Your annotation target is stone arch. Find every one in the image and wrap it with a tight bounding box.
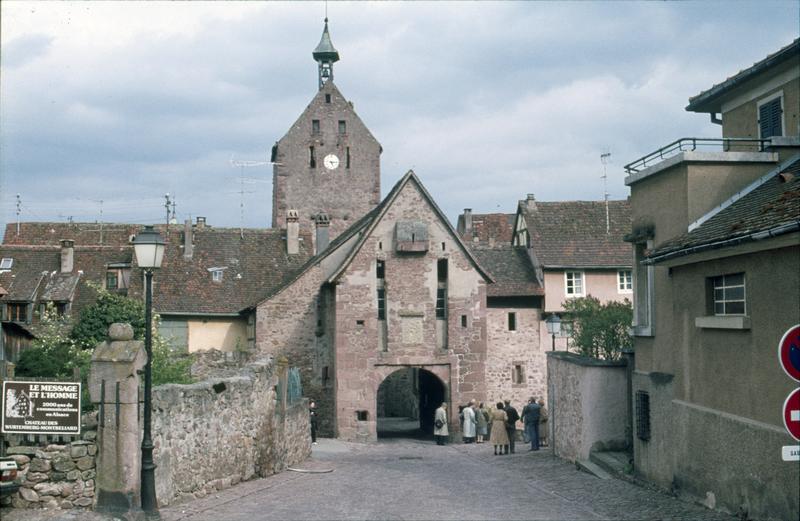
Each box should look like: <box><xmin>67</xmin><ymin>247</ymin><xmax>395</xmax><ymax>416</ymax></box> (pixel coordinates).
<box><xmin>375</xmin><ymin>366</ymin><xmax>449</xmax><ymax>439</ymax></box>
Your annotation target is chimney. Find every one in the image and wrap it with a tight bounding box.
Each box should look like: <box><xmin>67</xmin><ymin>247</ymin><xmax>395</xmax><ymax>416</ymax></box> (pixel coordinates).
<box><xmin>463</xmin><ymin>209</ymin><xmax>473</xmax><ymax>234</ymax></box>
<box><xmin>315</xmin><ymin>213</ymin><xmax>330</xmax><ymax>254</ymax></box>
<box><xmin>526</xmin><ymin>193</ymin><xmax>537</xmax><ymax>211</ymax></box>
<box><xmin>60</xmin><ymin>239</ymin><xmax>74</xmax><ymax>274</ymax></box>
<box><xmin>183</xmin><ymin>219</ymin><xmax>193</xmax><ymax>259</ymax></box>
<box><xmin>286</xmin><ymin>210</ymin><xmax>299</xmax><ymax>255</ymax></box>
<box><xmin>196</xmin><ymin>216</ymin><xmax>206</xmax><ymax>229</ymax></box>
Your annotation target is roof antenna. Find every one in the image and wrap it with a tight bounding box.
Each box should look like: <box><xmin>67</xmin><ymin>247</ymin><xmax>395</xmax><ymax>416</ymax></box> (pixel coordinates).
<box><xmin>230</xmin><ymin>157</ymin><xmax>271</xmax><ymax>239</ymax></box>
<box><xmin>165</xmin><ymin>193</ymin><xmax>172</xmax><ymax>227</ymax></box>
<box><xmin>15</xmin><ymin>194</ymin><xmax>21</xmax><ymax>236</ymax></box>
<box><xmin>601</xmin><ymin>151</ymin><xmax>612</xmax><ymax>235</ymax></box>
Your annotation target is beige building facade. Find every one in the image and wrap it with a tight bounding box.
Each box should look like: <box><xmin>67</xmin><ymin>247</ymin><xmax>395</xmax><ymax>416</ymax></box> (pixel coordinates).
<box><xmin>626</xmin><ymin>39</ymin><xmax>800</xmax><ymax>520</ymax></box>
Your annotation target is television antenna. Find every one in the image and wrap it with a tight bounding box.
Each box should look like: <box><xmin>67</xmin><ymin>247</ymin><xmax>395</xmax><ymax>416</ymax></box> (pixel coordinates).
<box><xmin>601</xmin><ymin>151</ymin><xmax>612</xmax><ymax>235</ymax></box>
<box><xmin>229</xmin><ymin>157</ymin><xmax>271</xmax><ymax>237</ymax></box>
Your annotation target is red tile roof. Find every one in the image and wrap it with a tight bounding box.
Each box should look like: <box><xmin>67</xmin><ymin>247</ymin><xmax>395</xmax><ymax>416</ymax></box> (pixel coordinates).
<box><xmin>519</xmin><ymin>200</ymin><xmax>632</xmax><ymax>268</ymax></box>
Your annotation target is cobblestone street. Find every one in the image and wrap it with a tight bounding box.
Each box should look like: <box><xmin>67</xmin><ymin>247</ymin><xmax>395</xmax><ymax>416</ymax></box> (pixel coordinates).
<box><xmin>156</xmin><ymin>436</ymin><xmax>734</xmax><ymax>521</ymax></box>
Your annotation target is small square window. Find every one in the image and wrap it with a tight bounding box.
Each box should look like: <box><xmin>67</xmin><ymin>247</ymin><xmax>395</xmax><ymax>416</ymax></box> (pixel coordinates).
<box><xmin>565</xmin><ymin>271</ymin><xmax>584</xmax><ymax>296</ymax></box>
<box><xmin>312</xmin><ymin>119</ymin><xmax>320</xmax><ymax>134</ymax></box>
<box><xmin>710</xmin><ymin>273</ymin><xmax>746</xmax><ymax>316</ymax></box>
<box><xmin>338</xmin><ymin>120</ymin><xmax>346</xmax><ymax>134</ymax></box>
<box><xmin>0</xmin><ymin>258</ymin><xmax>13</xmax><ymax>270</ymax></box>
<box><xmin>212</xmin><ymin>270</ymin><xmax>223</xmax><ymax>282</ymax></box>
<box><xmin>508</xmin><ymin>312</ymin><xmax>517</xmax><ymax>331</ymax></box>
<box><xmin>618</xmin><ymin>270</ymin><xmax>632</xmax><ymax>293</ymax></box>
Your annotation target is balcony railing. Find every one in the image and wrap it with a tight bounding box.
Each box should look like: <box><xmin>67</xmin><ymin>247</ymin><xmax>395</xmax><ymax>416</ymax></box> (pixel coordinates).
<box><xmin>624</xmin><ymin>137</ymin><xmax>771</xmax><ymax>174</ymax></box>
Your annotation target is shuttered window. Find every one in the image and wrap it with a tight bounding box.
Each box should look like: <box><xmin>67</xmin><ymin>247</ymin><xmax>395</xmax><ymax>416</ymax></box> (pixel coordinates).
<box><xmin>758</xmin><ymin>96</ymin><xmax>782</xmax><ymax>138</ymax></box>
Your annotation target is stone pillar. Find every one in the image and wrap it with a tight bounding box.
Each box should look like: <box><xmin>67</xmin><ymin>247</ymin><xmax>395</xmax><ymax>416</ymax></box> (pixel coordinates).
<box><xmin>88</xmin><ymin>323</ymin><xmax>146</xmax><ymax>516</ymax></box>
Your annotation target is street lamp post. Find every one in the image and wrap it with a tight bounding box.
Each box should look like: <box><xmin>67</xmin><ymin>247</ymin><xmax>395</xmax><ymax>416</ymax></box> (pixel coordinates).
<box><xmin>545</xmin><ymin>314</ymin><xmax>561</xmax><ymax>351</ymax></box>
<box><xmin>132</xmin><ymin>225</ymin><xmax>165</xmax><ymax>516</ymax></box>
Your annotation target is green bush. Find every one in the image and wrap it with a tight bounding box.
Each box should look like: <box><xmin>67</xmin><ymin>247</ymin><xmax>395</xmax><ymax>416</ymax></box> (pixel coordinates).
<box><xmin>16</xmin><ymin>303</ymin><xmax>93</xmax><ymax>411</ymax></box>
<box><xmin>562</xmin><ymin>296</ymin><xmax>632</xmax><ymax>361</ymax></box>
<box><xmin>18</xmin><ymin>290</ymin><xmax>192</xmax><ymax>396</ymax></box>
<box><xmin>71</xmin><ymin>283</ymin><xmax>146</xmax><ymax>350</ymax></box>
<box><xmin>150</xmin><ymin>315</ymin><xmax>193</xmax><ymax>386</ymax></box>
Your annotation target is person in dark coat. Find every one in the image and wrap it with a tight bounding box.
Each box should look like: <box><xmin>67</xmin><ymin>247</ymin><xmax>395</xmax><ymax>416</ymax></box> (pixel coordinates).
<box><xmin>309</xmin><ymin>400</ymin><xmax>319</xmax><ymax>445</ymax></box>
<box><xmin>503</xmin><ymin>399</ymin><xmax>520</xmax><ymax>454</ymax></box>
<box><xmin>521</xmin><ymin>396</ymin><xmax>541</xmax><ymax>451</ymax></box>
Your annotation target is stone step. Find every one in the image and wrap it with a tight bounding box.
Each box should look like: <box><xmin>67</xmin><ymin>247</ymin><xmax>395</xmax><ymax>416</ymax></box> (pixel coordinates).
<box><xmin>589</xmin><ymin>450</ymin><xmax>633</xmax><ymax>480</ymax></box>
<box><xmin>575</xmin><ymin>458</ymin><xmax>612</xmax><ymax>480</ymax></box>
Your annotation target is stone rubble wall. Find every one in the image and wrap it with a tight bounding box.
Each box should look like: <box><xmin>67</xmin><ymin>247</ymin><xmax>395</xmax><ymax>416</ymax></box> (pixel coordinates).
<box><xmin>2</xmin><ymin>416</ymin><xmax>99</xmax><ymax>510</ymax></box>
<box><xmin>151</xmin><ymin>357</ymin><xmax>311</xmax><ymax>506</ymax></box>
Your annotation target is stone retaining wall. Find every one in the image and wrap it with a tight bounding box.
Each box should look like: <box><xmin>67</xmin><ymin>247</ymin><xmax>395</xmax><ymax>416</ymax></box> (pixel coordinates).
<box><xmin>2</xmin><ymin>418</ymin><xmax>98</xmax><ymax>510</ymax></box>
<box><xmin>152</xmin><ymin>357</ymin><xmax>311</xmax><ymax>506</ymax></box>
<box><xmin>547</xmin><ymin>351</ymin><xmax>629</xmax><ymax>462</ymax></box>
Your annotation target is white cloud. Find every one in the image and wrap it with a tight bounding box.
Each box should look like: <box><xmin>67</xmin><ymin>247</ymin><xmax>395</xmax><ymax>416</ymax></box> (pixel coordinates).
<box><xmin>1</xmin><ymin>1</ymin><xmax>797</xmax><ymax>235</ymax></box>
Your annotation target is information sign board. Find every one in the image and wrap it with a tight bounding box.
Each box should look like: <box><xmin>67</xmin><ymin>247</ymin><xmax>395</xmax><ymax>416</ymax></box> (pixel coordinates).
<box><xmin>1</xmin><ymin>381</ymin><xmax>81</xmax><ymax>435</ymax></box>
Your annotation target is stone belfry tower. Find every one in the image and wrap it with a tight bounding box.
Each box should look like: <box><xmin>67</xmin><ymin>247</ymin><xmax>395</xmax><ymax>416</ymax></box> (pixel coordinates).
<box><xmin>271</xmin><ymin>19</ymin><xmax>382</xmax><ymax>250</ymax></box>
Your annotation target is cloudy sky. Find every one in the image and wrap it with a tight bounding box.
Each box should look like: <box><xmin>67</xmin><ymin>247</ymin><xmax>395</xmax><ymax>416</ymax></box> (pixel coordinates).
<box><xmin>1</xmin><ymin>1</ymin><xmax>798</xmax><ymax>238</ymax></box>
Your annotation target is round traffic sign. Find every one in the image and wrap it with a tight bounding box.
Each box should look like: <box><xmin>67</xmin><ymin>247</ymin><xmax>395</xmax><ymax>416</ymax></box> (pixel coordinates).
<box><xmin>784</xmin><ymin>388</ymin><xmax>800</xmax><ymax>442</ymax></box>
<box><xmin>778</xmin><ymin>324</ymin><xmax>800</xmax><ymax>382</ymax></box>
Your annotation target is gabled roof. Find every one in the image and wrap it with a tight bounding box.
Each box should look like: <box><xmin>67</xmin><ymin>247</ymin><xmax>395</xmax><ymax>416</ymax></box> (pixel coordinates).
<box><xmin>0</xmin><ymin>245</ymin><xmax>130</xmax><ymax>324</ymax></box>
<box><xmin>470</xmin><ymin>247</ymin><xmax>543</xmax><ymax>297</ymax></box>
<box><xmin>132</xmin><ymin>227</ymin><xmax>313</xmax><ymax>315</ymax></box>
<box><xmin>457</xmin><ymin>213</ymin><xmax>515</xmax><ymax>248</ymax></box>
<box><xmin>2</xmin><ymin>222</ymin><xmax>313</xmax><ymax>317</ymax></box>
<box><xmin>256</xmin><ymin>170</ymin><xmax>494</xmax><ymax>306</ymax></box>
<box><xmin>647</xmin><ymin>155</ymin><xmax>800</xmax><ymax>263</ymax></box>
<box><xmin>276</xmin><ymin>81</ymin><xmax>381</xmax><ymax>149</ymax></box>
<box><xmin>686</xmin><ymin>38</ymin><xmax>800</xmax><ymax>113</ymax></box>
<box><xmin>518</xmin><ymin>200</ymin><xmax>632</xmax><ymax>269</ymax></box>
<box><xmin>3</xmin><ymin>222</ymin><xmax>139</xmax><ymax>247</ymax></box>
<box><xmin>325</xmin><ymin>170</ymin><xmax>494</xmax><ymax>284</ymax></box>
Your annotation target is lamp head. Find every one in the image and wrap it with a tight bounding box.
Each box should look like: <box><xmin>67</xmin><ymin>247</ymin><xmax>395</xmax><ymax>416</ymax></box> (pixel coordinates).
<box><xmin>133</xmin><ymin>226</ymin><xmax>165</xmax><ymax>269</ymax></box>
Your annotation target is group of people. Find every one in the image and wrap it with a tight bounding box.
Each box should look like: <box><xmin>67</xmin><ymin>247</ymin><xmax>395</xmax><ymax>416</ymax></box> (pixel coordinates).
<box><xmin>434</xmin><ymin>397</ymin><xmax>548</xmax><ymax>454</ymax></box>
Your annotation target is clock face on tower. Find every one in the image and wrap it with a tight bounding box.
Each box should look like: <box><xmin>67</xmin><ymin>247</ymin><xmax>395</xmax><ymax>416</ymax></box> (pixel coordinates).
<box><xmin>323</xmin><ymin>154</ymin><xmax>340</xmax><ymax>170</ymax></box>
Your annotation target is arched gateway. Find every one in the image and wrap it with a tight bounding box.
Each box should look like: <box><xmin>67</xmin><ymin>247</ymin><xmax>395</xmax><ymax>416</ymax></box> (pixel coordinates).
<box><xmin>376</xmin><ymin>367</ymin><xmax>447</xmax><ymax>439</ymax></box>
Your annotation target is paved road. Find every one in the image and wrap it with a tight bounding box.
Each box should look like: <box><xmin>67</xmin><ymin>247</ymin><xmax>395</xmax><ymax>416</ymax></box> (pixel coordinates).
<box><xmin>156</xmin><ymin>437</ymin><xmax>735</xmax><ymax>521</ymax></box>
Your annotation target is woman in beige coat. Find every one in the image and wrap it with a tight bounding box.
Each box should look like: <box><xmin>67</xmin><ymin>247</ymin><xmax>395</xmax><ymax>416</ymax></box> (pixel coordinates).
<box><xmin>538</xmin><ymin>398</ymin><xmax>548</xmax><ymax>447</ymax></box>
<box><xmin>489</xmin><ymin>401</ymin><xmax>510</xmax><ymax>455</ymax></box>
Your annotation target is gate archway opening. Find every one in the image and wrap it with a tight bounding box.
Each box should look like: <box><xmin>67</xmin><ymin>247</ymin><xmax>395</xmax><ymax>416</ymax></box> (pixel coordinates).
<box><xmin>376</xmin><ymin>367</ymin><xmax>446</xmax><ymax>440</ymax></box>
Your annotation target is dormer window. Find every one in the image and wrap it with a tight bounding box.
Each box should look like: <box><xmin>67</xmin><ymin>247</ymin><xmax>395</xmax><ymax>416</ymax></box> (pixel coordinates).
<box><xmin>0</xmin><ymin>258</ymin><xmax>12</xmax><ymax>270</ymax></box>
<box><xmin>208</xmin><ymin>267</ymin><xmax>227</xmax><ymax>282</ymax></box>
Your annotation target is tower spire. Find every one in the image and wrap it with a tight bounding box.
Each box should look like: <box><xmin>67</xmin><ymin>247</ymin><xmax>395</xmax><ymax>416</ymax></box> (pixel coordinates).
<box><xmin>313</xmin><ymin>18</ymin><xmax>340</xmax><ymax>89</ymax></box>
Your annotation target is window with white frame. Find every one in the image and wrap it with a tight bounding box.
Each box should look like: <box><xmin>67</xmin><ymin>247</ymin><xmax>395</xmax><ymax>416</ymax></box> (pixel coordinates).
<box><xmin>711</xmin><ymin>273</ymin><xmax>746</xmax><ymax>316</ymax></box>
<box><xmin>565</xmin><ymin>271</ymin><xmax>584</xmax><ymax>296</ymax></box>
<box><xmin>618</xmin><ymin>270</ymin><xmax>633</xmax><ymax>293</ymax></box>
<box><xmin>0</xmin><ymin>258</ymin><xmax>12</xmax><ymax>270</ymax></box>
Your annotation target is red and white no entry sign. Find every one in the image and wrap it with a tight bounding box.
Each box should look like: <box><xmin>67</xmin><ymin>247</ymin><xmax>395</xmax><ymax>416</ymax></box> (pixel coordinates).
<box><xmin>783</xmin><ymin>388</ymin><xmax>800</xmax><ymax>442</ymax></box>
<box><xmin>778</xmin><ymin>324</ymin><xmax>800</xmax><ymax>382</ymax></box>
